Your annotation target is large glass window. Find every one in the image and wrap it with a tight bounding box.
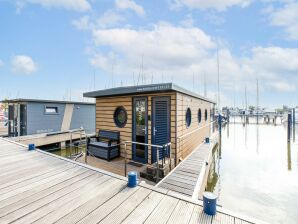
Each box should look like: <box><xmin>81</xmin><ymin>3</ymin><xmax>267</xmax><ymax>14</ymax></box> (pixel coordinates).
<box><xmin>205</xmin><ymin>109</ymin><xmax>208</xmax><ymax>121</ymax></box>
<box><xmin>114</xmin><ymin>106</ymin><xmax>127</xmax><ymax>128</ymax></box>
<box><xmin>186</xmin><ymin>108</ymin><xmax>191</xmax><ymax>127</ymax></box>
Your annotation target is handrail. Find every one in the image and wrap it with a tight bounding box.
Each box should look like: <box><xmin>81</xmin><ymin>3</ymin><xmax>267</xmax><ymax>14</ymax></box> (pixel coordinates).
<box><xmin>177</xmin><ymin>120</ymin><xmax>216</xmax><ymax>140</ymax></box>
<box><xmin>122</xmin><ymin>141</ymin><xmax>172</xmax><ymax>181</ymax></box>
<box><xmin>177</xmin><ymin>120</ymin><xmax>217</xmax><ymax>162</ymax></box>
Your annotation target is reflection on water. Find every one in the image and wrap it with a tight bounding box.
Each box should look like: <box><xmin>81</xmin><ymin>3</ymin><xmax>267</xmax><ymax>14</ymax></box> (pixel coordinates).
<box><xmin>207</xmin><ymin>123</ymin><xmax>298</xmax><ymax>224</ymax></box>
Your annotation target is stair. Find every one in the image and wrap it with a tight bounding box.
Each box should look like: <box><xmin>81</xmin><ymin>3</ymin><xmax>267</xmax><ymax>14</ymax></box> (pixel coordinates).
<box><xmin>140</xmin><ymin>162</ymin><xmax>171</xmax><ymax>182</ymax></box>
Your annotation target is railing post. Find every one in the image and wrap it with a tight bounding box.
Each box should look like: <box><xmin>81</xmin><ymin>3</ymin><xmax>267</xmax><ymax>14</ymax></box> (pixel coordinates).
<box><xmin>124</xmin><ymin>143</ymin><xmax>127</xmax><ymax>177</ymax></box>
<box><xmin>169</xmin><ymin>144</ymin><xmax>172</xmax><ymax>170</ymax></box>
<box><xmin>156</xmin><ymin>147</ymin><xmax>159</xmax><ymax>183</ymax></box>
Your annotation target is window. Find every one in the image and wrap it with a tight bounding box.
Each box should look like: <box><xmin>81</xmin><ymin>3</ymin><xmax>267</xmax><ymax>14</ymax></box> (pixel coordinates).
<box><xmin>185</xmin><ymin>108</ymin><xmax>191</xmax><ymax>128</ymax></box>
<box><xmin>114</xmin><ymin>106</ymin><xmax>127</xmax><ymax>128</ymax></box>
<box><xmin>198</xmin><ymin>109</ymin><xmax>202</xmax><ymax>124</ymax></box>
<box><xmin>45</xmin><ymin>106</ymin><xmax>58</xmax><ymax>114</ymax></box>
<box><xmin>205</xmin><ymin>109</ymin><xmax>208</xmax><ymax>121</ymax></box>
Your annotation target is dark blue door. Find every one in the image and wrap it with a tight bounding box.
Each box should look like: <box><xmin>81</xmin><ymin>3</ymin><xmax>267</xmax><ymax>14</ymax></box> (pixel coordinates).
<box><xmin>152</xmin><ymin>97</ymin><xmax>170</xmax><ymax>163</ymax></box>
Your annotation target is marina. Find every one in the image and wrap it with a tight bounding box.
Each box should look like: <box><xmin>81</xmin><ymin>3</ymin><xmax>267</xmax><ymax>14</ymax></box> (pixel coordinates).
<box><xmin>206</xmin><ymin>122</ymin><xmax>298</xmax><ymax>223</ymax></box>
<box><xmin>1</xmin><ymin>1</ymin><xmax>298</xmax><ymax>222</ymax></box>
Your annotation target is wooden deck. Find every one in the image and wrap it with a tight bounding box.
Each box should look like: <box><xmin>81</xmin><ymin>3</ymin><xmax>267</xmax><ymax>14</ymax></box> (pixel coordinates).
<box><xmin>157</xmin><ymin>134</ymin><xmax>218</xmax><ymax>199</ymax></box>
<box><xmin>0</xmin><ymin>137</ymin><xmax>264</xmax><ymax>224</ymax></box>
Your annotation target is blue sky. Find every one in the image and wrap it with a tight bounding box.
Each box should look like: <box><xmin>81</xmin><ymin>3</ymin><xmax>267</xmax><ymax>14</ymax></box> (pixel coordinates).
<box><xmin>0</xmin><ymin>0</ymin><xmax>297</xmax><ymax>108</ymax></box>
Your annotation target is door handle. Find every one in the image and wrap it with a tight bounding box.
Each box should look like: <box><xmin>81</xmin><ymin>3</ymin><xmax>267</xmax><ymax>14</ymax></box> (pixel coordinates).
<box><xmin>142</xmin><ymin>127</ymin><xmax>147</xmax><ymax>135</ymax></box>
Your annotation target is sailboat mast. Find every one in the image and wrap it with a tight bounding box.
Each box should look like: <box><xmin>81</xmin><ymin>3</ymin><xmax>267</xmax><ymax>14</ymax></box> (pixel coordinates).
<box><xmin>256</xmin><ymin>79</ymin><xmax>259</xmax><ymax>124</ymax></box>
<box><xmin>217</xmin><ymin>48</ymin><xmax>220</xmax><ymax>112</ymax></box>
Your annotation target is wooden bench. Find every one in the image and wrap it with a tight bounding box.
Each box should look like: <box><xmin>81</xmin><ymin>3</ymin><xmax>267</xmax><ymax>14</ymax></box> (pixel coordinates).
<box><xmin>87</xmin><ymin>130</ymin><xmax>120</xmax><ymax>161</ymax></box>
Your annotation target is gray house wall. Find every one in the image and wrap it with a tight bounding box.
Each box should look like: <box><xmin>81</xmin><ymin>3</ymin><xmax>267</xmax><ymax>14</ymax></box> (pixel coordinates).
<box><xmin>26</xmin><ymin>102</ymin><xmax>65</xmax><ymax>135</ymax></box>
<box><xmin>25</xmin><ymin>102</ymin><xmax>95</xmax><ymax>135</ymax></box>
<box><xmin>70</xmin><ymin>104</ymin><xmax>95</xmax><ymax>134</ymax></box>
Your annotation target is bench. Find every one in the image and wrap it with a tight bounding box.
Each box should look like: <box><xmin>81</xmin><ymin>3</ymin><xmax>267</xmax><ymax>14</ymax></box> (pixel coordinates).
<box><xmin>87</xmin><ymin>130</ymin><xmax>120</xmax><ymax>161</ymax></box>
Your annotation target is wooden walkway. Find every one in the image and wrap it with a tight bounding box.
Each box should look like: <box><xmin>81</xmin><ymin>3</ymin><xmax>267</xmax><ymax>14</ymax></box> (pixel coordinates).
<box><xmin>157</xmin><ymin>135</ymin><xmax>218</xmax><ymax>199</ymax></box>
<box><xmin>0</xmin><ymin>137</ymin><xmax>263</xmax><ymax>224</ymax></box>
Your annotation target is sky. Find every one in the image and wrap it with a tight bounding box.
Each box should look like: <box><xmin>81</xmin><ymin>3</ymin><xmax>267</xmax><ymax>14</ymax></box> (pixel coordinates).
<box><xmin>0</xmin><ymin>0</ymin><xmax>297</xmax><ymax>108</ymax></box>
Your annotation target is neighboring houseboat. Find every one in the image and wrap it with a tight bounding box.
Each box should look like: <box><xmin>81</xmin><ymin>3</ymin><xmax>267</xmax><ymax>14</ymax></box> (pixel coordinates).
<box><xmin>3</xmin><ymin>99</ymin><xmax>95</xmax><ymax>137</ymax></box>
<box><xmin>84</xmin><ymin>83</ymin><xmax>216</xmax><ymax>166</ymax></box>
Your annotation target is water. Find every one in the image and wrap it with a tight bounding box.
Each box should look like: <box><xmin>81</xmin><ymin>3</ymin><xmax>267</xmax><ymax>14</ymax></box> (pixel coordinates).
<box><xmin>207</xmin><ymin>122</ymin><xmax>298</xmax><ymax>223</ymax></box>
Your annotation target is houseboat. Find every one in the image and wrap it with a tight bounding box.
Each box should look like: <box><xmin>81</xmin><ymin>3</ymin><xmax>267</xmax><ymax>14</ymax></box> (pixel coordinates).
<box><xmin>3</xmin><ymin>99</ymin><xmax>95</xmax><ymax>137</ymax></box>
<box><xmin>84</xmin><ymin>83</ymin><xmax>216</xmax><ymax>166</ymax></box>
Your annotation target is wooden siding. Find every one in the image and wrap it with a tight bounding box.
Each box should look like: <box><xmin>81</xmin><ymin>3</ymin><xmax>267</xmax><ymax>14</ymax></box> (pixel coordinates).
<box><xmin>176</xmin><ymin>92</ymin><xmax>212</xmax><ymax>160</ymax></box>
<box><xmin>96</xmin><ymin>92</ymin><xmax>176</xmax><ymax>164</ymax></box>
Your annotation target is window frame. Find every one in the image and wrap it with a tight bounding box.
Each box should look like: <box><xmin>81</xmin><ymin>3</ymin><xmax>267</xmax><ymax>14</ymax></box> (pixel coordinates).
<box><xmin>185</xmin><ymin>107</ymin><xmax>192</xmax><ymax>128</ymax></box>
<box><xmin>113</xmin><ymin>106</ymin><xmax>128</xmax><ymax>128</ymax></box>
<box><xmin>44</xmin><ymin>106</ymin><xmax>59</xmax><ymax>115</ymax></box>
<box><xmin>198</xmin><ymin>108</ymin><xmax>202</xmax><ymax>124</ymax></box>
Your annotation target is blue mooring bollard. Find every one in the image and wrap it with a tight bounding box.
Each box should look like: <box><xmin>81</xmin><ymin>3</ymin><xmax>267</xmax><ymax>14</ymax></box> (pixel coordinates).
<box><xmin>205</xmin><ymin>137</ymin><xmax>210</xmax><ymax>144</ymax></box>
<box><xmin>127</xmin><ymin>171</ymin><xmax>138</xmax><ymax>188</ymax></box>
<box><xmin>28</xmin><ymin>144</ymin><xmax>35</xmax><ymax>151</ymax></box>
<box><xmin>203</xmin><ymin>192</ymin><xmax>217</xmax><ymax>216</ymax></box>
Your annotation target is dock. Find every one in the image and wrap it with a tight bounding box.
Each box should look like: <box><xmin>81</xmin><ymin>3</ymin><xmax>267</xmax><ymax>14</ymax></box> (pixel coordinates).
<box><xmin>157</xmin><ymin>134</ymin><xmax>218</xmax><ymax>199</ymax></box>
<box><xmin>0</xmin><ymin>137</ymin><xmax>264</xmax><ymax>224</ymax></box>
<box><xmin>8</xmin><ymin>129</ymin><xmax>94</xmax><ymax>147</ymax></box>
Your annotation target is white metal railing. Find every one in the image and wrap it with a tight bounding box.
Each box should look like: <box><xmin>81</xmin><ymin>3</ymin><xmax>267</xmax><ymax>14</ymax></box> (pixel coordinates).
<box><xmin>177</xmin><ymin>120</ymin><xmax>217</xmax><ymax>161</ymax></box>
<box><xmin>84</xmin><ymin>139</ymin><xmax>172</xmax><ymax>182</ymax></box>
<box><xmin>69</xmin><ymin>128</ymin><xmax>86</xmax><ymax>159</ymax></box>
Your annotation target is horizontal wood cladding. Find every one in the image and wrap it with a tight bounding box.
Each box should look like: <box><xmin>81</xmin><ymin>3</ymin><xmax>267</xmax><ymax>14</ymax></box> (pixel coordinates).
<box><xmin>176</xmin><ymin>92</ymin><xmax>212</xmax><ymax>159</ymax></box>
<box><xmin>95</xmin><ymin>92</ymin><xmax>176</xmax><ymax>163</ymax></box>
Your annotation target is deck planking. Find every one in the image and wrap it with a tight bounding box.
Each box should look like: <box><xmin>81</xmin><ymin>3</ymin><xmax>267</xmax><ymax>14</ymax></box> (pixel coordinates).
<box><xmin>0</xmin><ymin>138</ymin><xmax>262</xmax><ymax>224</ymax></box>
<box><xmin>157</xmin><ymin>141</ymin><xmax>213</xmax><ymax>198</ymax></box>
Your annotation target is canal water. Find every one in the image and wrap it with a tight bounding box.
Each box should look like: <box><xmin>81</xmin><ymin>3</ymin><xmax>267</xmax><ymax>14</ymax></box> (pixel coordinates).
<box><xmin>207</xmin><ymin>122</ymin><xmax>298</xmax><ymax>223</ymax></box>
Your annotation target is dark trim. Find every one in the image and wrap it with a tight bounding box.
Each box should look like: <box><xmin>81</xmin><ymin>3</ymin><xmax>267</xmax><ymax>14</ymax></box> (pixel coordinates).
<box><xmin>84</xmin><ymin>83</ymin><xmax>215</xmax><ymax>104</ymax></box>
<box><xmin>151</xmin><ymin>96</ymin><xmax>171</xmax><ymax>163</ymax></box>
<box><xmin>2</xmin><ymin>98</ymin><xmax>95</xmax><ymax>105</ymax></box>
<box><xmin>132</xmin><ymin>96</ymin><xmax>148</xmax><ymax>164</ymax></box>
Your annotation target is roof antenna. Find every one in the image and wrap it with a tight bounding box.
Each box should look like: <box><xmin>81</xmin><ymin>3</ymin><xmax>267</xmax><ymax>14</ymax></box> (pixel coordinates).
<box><xmin>111</xmin><ymin>58</ymin><xmax>114</xmax><ymax>88</ymax></box>
<box><xmin>204</xmin><ymin>72</ymin><xmax>207</xmax><ymax>97</ymax></box>
<box><xmin>141</xmin><ymin>55</ymin><xmax>145</xmax><ymax>84</ymax></box>
<box><xmin>93</xmin><ymin>69</ymin><xmax>96</xmax><ymax>90</ymax></box>
<box><xmin>192</xmin><ymin>72</ymin><xmax>195</xmax><ymax>92</ymax></box>
<box><xmin>133</xmin><ymin>72</ymin><xmax>135</xmax><ymax>85</ymax></box>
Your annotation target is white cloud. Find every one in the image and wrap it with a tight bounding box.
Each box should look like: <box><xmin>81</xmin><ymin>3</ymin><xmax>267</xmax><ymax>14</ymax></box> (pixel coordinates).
<box><xmin>16</xmin><ymin>0</ymin><xmax>91</xmax><ymax>12</ymax></box>
<box><xmin>268</xmin><ymin>2</ymin><xmax>298</xmax><ymax>40</ymax></box>
<box><xmin>170</xmin><ymin>0</ymin><xmax>251</xmax><ymax>11</ymax></box>
<box><xmin>268</xmin><ymin>81</ymin><xmax>296</xmax><ymax>92</ymax></box>
<box><xmin>72</xmin><ymin>16</ymin><xmax>91</xmax><ymax>30</ymax></box>
<box><xmin>96</xmin><ymin>10</ymin><xmax>125</xmax><ymax>28</ymax></box>
<box><xmin>11</xmin><ymin>55</ymin><xmax>38</xmax><ymax>74</ymax></box>
<box><xmin>72</xmin><ymin>11</ymin><xmax>125</xmax><ymax>31</ymax></box>
<box><xmin>83</xmin><ymin>22</ymin><xmax>298</xmax><ymax>102</ymax></box>
<box><xmin>92</xmin><ymin>23</ymin><xmax>215</xmax><ymax>71</ymax></box>
<box><xmin>115</xmin><ymin>0</ymin><xmax>145</xmax><ymax>16</ymax></box>
<box><xmin>0</xmin><ymin>60</ymin><xmax>4</xmax><ymax>67</ymax></box>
